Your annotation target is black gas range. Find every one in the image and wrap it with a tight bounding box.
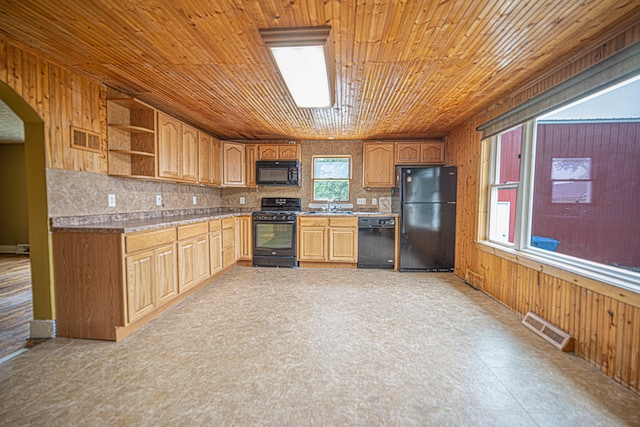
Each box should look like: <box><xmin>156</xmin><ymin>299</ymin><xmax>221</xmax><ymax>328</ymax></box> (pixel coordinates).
<box><xmin>252</xmin><ymin>198</ymin><xmax>302</xmax><ymax>268</ymax></box>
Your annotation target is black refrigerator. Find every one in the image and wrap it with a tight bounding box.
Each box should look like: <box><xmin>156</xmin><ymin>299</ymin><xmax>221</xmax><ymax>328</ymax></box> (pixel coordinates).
<box><xmin>392</xmin><ymin>166</ymin><xmax>457</xmax><ymax>271</ymax></box>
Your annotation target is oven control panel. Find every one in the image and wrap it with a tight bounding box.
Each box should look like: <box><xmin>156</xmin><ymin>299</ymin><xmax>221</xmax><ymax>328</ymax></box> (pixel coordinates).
<box><xmin>252</xmin><ymin>213</ymin><xmax>297</xmax><ymax>221</ymax></box>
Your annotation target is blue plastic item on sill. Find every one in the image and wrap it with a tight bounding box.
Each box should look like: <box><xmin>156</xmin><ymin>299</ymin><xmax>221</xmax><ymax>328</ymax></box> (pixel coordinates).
<box><xmin>531</xmin><ymin>236</ymin><xmax>560</xmax><ymax>252</ymax></box>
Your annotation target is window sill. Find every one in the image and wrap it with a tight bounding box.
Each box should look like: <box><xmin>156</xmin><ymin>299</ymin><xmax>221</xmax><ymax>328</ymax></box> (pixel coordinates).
<box><xmin>475</xmin><ymin>240</ymin><xmax>640</xmax><ymax>308</ymax></box>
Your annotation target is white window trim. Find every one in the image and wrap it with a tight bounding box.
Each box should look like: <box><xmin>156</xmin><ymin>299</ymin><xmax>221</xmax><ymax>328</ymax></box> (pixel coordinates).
<box><xmin>312</xmin><ymin>155</ymin><xmax>352</xmax><ymax>202</ymax></box>
<box><xmin>481</xmin><ymin>118</ymin><xmax>640</xmax><ymax>294</ymax></box>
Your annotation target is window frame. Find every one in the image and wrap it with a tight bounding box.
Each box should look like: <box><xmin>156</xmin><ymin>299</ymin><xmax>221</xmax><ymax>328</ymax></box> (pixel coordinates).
<box><xmin>311</xmin><ymin>155</ymin><xmax>352</xmax><ymax>202</ymax></box>
<box><xmin>480</xmin><ymin>84</ymin><xmax>640</xmax><ymax>294</ymax></box>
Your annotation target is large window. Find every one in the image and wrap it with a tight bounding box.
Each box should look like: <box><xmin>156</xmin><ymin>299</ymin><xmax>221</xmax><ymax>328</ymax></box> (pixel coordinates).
<box><xmin>484</xmin><ymin>75</ymin><xmax>640</xmax><ymax>290</ymax></box>
<box><xmin>312</xmin><ymin>156</ymin><xmax>351</xmax><ymax>201</ymax></box>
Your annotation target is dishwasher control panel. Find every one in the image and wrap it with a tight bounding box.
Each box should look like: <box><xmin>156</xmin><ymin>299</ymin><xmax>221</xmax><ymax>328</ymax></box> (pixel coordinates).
<box><xmin>358</xmin><ymin>217</ymin><xmax>396</xmax><ymax>228</ymax></box>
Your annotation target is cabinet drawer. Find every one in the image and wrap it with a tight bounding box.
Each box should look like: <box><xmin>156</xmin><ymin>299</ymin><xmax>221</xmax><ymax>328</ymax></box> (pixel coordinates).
<box><xmin>125</xmin><ymin>227</ymin><xmax>176</xmax><ymax>253</ymax></box>
<box><xmin>209</xmin><ymin>219</ymin><xmax>222</xmax><ymax>232</ymax></box>
<box><xmin>299</xmin><ymin>217</ymin><xmax>328</xmax><ymax>227</ymax></box>
<box><xmin>178</xmin><ymin>222</ymin><xmax>208</xmax><ymax>240</ymax></box>
<box><xmin>222</xmin><ymin>217</ymin><xmax>235</xmax><ymax>229</ymax></box>
<box><xmin>329</xmin><ymin>217</ymin><xmax>357</xmax><ymax>227</ymax></box>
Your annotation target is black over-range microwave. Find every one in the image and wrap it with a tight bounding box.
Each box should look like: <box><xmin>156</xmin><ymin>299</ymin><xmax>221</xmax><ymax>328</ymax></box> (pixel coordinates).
<box><xmin>256</xmin><ymin>160</ymin><xmax>300</xmax><ymax>186</ymax></box>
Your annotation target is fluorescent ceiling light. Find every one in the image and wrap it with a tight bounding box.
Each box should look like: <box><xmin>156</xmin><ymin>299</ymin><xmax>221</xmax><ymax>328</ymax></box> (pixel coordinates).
<box><xmin>260</xmin><ymin>27</ymin><xmax>333</xmax><ymax>109</ymax></box>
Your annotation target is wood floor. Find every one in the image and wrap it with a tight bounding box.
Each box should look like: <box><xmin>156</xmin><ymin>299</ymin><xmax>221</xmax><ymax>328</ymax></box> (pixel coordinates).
<box><xmin>0</xmin><ymin>254</ymin><xmax>34</xmax><ymax>360</ymax></box>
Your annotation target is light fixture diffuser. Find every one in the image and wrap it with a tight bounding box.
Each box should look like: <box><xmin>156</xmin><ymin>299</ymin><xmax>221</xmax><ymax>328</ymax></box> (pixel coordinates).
<box><xmin>260</xmin><ymin>27</ymin><xmax>334</xmax><ymax>108</ymax></box>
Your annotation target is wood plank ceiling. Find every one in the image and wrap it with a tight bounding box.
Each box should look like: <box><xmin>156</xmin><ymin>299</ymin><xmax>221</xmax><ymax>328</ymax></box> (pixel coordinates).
<box><xmin>0</xmin><ymin>0</ymin><xmax>639</xmax><ymax>141</ymax></box>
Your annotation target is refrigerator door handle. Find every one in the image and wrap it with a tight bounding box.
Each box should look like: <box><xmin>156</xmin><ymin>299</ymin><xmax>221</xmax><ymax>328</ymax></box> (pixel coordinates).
<box><xmin>446</xmin><ymin>201</ymin><xmax>456</xmax><ymax>204</ymax></box>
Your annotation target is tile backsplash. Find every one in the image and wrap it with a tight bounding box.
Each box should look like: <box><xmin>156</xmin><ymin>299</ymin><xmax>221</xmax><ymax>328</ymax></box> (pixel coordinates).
<box><xmin>46</xmin><ymin>168</ymin><xmax>221</xmax><ymax>217</ymax></box>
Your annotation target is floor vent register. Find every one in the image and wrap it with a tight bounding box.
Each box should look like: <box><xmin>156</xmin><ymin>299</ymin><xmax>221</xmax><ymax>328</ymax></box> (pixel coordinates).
<box><xmin>522</xmin><ymin>311</ymin><xmax>574</xmax><ymax>352</ymax></box>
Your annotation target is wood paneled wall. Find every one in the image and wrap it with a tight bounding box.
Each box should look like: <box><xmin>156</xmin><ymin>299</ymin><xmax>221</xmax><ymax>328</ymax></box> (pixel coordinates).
<box><xmin>0</xmin><ymin>37</ymin><xmax>107</xmax><ymax>173</ymax></box>
<box><xmin>449</xmin><ymin>24</ymin><xmax>640</xmax><ymax>393</ymax></box>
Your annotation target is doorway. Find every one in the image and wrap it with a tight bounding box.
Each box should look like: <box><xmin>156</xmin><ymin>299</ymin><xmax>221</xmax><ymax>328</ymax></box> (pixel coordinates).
<box><xmin>0</xmin><ymin>80</ymin><xmax>55</xmax><ymax>355</ymax></box>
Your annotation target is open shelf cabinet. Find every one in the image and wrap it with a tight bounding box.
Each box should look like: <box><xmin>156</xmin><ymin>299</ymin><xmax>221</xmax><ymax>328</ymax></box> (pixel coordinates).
<box><xmin>107</xmin><ymin>97</ymin><xmax>157</xmax><ymax>178</ymax></box>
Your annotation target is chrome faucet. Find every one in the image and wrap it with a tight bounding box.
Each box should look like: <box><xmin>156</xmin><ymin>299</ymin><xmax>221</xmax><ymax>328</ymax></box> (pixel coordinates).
<box><xmin>328</xmin><ymin>198</ymin><xmax>340</xmax><ymax>212</ymax></box>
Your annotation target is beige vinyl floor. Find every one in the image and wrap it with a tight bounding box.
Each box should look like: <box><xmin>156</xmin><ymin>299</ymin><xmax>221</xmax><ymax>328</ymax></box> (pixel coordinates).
<box><xmin>1</xmin><ymin>267</ymin><xmax>639</xmax><ymax>426</ymax></box>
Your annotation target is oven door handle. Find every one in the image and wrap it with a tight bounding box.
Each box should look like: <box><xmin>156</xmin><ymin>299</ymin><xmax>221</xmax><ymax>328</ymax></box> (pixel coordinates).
<box><xmin>253</xmin><ymin>220</ymin><xmax>297</xmax><ymax>225</ymax></box>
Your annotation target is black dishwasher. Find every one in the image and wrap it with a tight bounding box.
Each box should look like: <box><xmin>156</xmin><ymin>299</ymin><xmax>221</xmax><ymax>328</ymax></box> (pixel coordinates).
<box><xmin>358</xmin><ymin>217</ymin><xmax>396</xmax><ymax>269</ymax></box>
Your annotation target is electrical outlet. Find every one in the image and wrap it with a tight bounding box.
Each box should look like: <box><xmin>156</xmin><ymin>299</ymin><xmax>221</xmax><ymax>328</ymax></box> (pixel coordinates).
<box><xmin>192</xmin><ymin>196</ymin><xmax>197</xmax><ymax>205</ymax></box>
<box><xmin>240</xmin><ymin>197</ymin><xmax>245</xmax><ymax>205</ymax></box>
<box><xmin>356</xmin><ymin>198</ymin><xmax>366</xmax><ymax>205</ymax></box>
<box><xmin>156</xmin><ymin>195</ymin><xmax>163</xmax><ymax>206</ymax></box>
<box><xmin>372</xmin><ymin>197</ymin><xmax>378</xmax><ymax>205</ymax></box>
<box><xmin>108</xmin><ymin>194</ymin><xmax>116</xmax><ymax>207</ymax></box>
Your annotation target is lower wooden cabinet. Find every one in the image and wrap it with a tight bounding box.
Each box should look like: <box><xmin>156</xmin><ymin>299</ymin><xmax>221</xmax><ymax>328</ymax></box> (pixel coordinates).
<box><xmin>209</xmin><ymin>219</ymin><xmax>223</xmax><ymax>275</ymax></box>
<box><xmin>237</xmin><ymin>215</ymin><xmax>252</xmax><ymax>261</ymax></box>
<box><xmin>155</xmin><ymin>244</ymin><xmax>178</xmax><ymax>306</ymax></box>
<box><xmin>298</xmin><ymin>219</ymin><xmax>327</xmax><ymax>261</ymax></box>
<box><xmin>328</xmin><ymin>224</ymin><xmax>358</xmax><ymax>262</ymax></box>
<box><xmin>222</xmin><ymin>217</ymin><xmax>237</xmax><ymax>268</ymax></box>
<box><xmin>125</xmin><ymin>250</ymin><xmax>156</xmax><ymax>323</ymax></box>
<box><xmin>178</xmin><ymin>222</ymin><xmax>210</xmax><ymax>293</ymax></box>
<box><xmin>53</xmin><ymin>216</ymin><xmax>242</xmax><ymax>341</ymax></box>
<box><xmin>125</xmin><ymin>242</ymin><xmax>177</xmax><ymax>323</ymax></box>
<box><xmin>298</xmin><ymin>216</ymin><xmax>358</xmax><ymax>266</ymax></box>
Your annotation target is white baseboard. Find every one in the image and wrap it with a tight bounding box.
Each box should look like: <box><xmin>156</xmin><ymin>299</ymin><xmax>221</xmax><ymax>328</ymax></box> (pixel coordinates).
<box><xmin>0</xmin><ymin>245</ymin><xmax>18</xmax><ymax>254</ymax></box>
<box><xmin>30</xmin><ymin>320</ymin><xmax>56</xmax><ymax>339</ymax></box>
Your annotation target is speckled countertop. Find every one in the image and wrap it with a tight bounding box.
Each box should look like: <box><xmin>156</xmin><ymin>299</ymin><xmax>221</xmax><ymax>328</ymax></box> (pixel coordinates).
<box><xmin>50</xmin><ymin>210</ymin><xmax>253</xmax><ymax>234</ymax></box>
<box><xmin>50</xmin><ymin>210</ymin><xmax>398</xmax><ymax>234</ymax></box>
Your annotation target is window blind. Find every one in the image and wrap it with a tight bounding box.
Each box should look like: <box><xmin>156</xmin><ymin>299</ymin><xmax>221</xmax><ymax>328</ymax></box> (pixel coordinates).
<box><xmin>477</xmin><ymin>42</ymin><xmax>640</xmax><ymax>139</ymax></box>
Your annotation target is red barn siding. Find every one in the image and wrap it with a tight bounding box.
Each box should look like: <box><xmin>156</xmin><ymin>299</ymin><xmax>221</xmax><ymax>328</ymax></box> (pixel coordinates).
<box><xmin>532</xmin><ymin>121</ymin><xmax>640</xmax><ymax>268</ymax></box>
<box><xmin>498</xmin><ymin>127</ymin><xmax>522</xmax><ymax>242</ymax></box>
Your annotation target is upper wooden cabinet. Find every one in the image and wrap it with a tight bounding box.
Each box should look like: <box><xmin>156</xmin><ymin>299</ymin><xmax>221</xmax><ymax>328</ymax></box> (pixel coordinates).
<box><xmin>395</xmin><ymin>141</ymin><xmax>445</xmax><ymax>165</ymax></box>
<box><xmin>198</xmin><ymin>132</ymin><xmax>221</xmax><ymax>186</ymax></box>
<box><xmin>181</xmin><ymin>124</ymin><xmax>199</xmax><ymax>183</ymax></box>
<box><xmin>258</xmin><ymin>143</ymin><xmax>301</xmax><ymax>160</ymax></box>
<box><xmin>245</xmin><ymin>144</ymin><xmax>258</xmax><ymax>187</ymax></box>
<box><xmin>363</xmin><ymin>142</ymin><xmax>395</xmax><ymax>187</ymax></box>
<box><xmin>157</xmin><ymin>112</ymin><xmax>182</xmax><ymax>181</ymax></box>
<box><xmin>222</xmin><ymin>142</ymin><xmax>246</xmax><ymax>186</ymax></box>
<box><xmin>107</xmin><ymin>97</ymin><xmax>157</xmax><ymax>179</ymax></box>
<box><xmin>157</xmin><ymin>112</ymin><xmax>200</xmax><ymax>183</ymax></box>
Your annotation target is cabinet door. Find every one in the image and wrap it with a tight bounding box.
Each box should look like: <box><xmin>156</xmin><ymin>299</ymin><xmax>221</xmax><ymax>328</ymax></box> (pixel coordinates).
<box><xmin>209</xmin><ymin>231</ymin><xmax>222</xmax><ymax>274</ymax></box>
<box><xmin>395</xmin><ymin>143</ymin><xmax>421</xmax><ymax>164</ymax></box>
<box><xmin>245</xmin><ymin>144</ymin><xmax>257</xmax><ymax>187</ymax></box>
<box><xmin>211</xmin><ymin>137</ymin><xmax>222</xmax><ymax>186</ymax></box>
<box><xmin>278</xmin><ymin>144</ymin><xmax>300</xmax><ymax>160</ymax></box>
<box><xmin>125</xmin><ymin>251</ymin><xmax>156</xmax><ymax>323</ymax></box>
<box><xmin>329</xmin><ymin>227</ymin><xmax>358</xmax><ymax>262</ymax></box>
<box><xmin>298</xmin><ymin>227</ymin><xmax>327</xmax><ymax>261</ymax></box>
<box><xmin>222</xmin><ymin>142</ymin><xmax>246</xmax><ymax>186</ymax></box>
<box><xmin>178</xmin><ymin>239</ymin><xmax>196</xmax><ymax>293</ymax></box>
<box><xmin>157</xmin><ymin>112</ymin><xmax>181</xmax><ymax>180</ymax></box>
<box><xmin>222</xmin><ymin>220</ymin><xmax>236</xmax><ymax>268</ymax></box>
<box><xmin>181</xmin><ymin>124</ymin><xmax>198</xmax><ymax>182</ymax></box>
<box><xmin>420</xmin><ymin>142</ymin><xmax>445</xmax><ymax>164</ymax></box>
<box><xmin>155</xmin><ymin>243</ymin><xmax>177</xmax><ymax>307</ymax></box>
<box><xmin>258</xmin><ymin>145</ymin><xmax>278</xmax><ymax>160</ymax></box>
<box><xmin>195</xmin><ymin>234</ymin><xmax>210</xmax><ymax>284</ymax></box>
<box><xmin>363</xmin><ymin>143</ymin><xmax>395</xmax><ymax>187</ymax></box>
<box><xmin>238</xmin><ymin>216</ymin><xmax>252</xmax><ymax>260</ymax></box>
<box><xmin>198</xmin><ymin>132</ymin><xmax>212</xmax><ymax>184</ymax></box>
